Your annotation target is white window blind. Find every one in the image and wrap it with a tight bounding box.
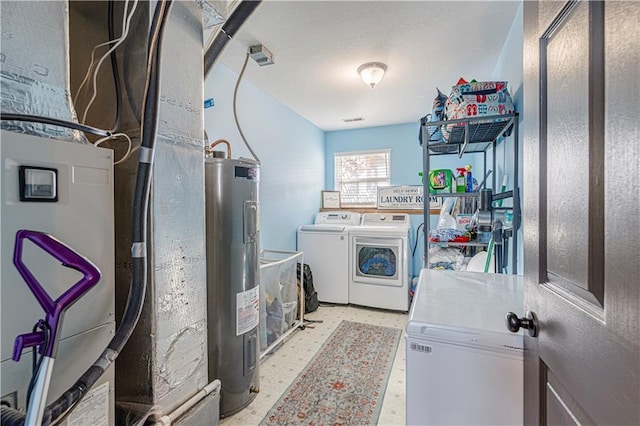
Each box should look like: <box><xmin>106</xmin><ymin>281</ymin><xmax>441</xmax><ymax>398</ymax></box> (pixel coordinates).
<box><xmin>334</xmin><ymin>149</ymin><xmax>391</xmax><ymax>207</ymax></box>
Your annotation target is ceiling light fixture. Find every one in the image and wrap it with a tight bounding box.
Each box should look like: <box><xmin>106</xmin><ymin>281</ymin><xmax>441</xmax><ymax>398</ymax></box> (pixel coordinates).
<box><xmin>357</xmin><ymin>62</ymin><xmax>387</xmax><ymax>88</ymax></box>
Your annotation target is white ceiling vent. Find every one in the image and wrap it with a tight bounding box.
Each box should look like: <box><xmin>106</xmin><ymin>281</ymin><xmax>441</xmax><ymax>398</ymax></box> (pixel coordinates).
<box><xmin>342</xmin><ymin>117</ymin><xmax>364</xmax><ymax>123</ymax></box>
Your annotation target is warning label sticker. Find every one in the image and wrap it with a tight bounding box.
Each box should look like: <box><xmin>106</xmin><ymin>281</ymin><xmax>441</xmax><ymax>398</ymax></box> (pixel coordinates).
<box><xmin>237</xmin><ymin>285</ymin><xmax>259</xmax><ymax>336</ymax></box>
<box><xmin>68</xmin><ymin>381</ymin><xmax>109</xmax><ymax>426</ymax></box>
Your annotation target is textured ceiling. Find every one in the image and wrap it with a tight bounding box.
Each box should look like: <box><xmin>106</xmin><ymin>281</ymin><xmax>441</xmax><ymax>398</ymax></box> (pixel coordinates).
<box><xmin>216</xmin><ymin>1</ymin><xmax>520</xmax><ymax>131</ymax></box>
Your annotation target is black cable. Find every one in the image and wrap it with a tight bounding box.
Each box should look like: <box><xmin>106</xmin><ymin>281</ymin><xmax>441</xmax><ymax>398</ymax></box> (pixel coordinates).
<box><xmin>204</xmin><ymin>0</ymin><xmax>262</xmax><ymax>77</ymax></box>
<box><xmin>147</xmin><ymin>0</ymin><xmax>165</xmax><ymax>50</ymax></box>
<box><xmin>121</xmin><ymin>0</ymin><xmax>165</xmax><ymax>126</ymax></box>
<box><xmin>0</xmin><ymin>113</ymin><xmax>111</xmax><ymax>138</ymax></box>
<box><xmin>26</xmin><ymin>322</ymin><xmax>50</xmax><ymax>408</ymax></box>
<box><xmin>30</xmin><ymin>324</ymin><xmax>38</xmax><ymax>378</ymax></box>
<box><xmin>412</xmin><ymin>223</ymin><xmax>424</xmax><ymax>257</ymax></box>
<box><xmin>106</xmin><ymin>0</ymin><xmax>169</xmax><ymax>354</ymax></box>
<box><xmin>53</xmin><ymin>4</ymin><xmax>172</xmax><ymax>425</ymax></box>
<box><xmin>108</xmin><ymin>0</ymin><xmax>122</xmax><ymax>133</ymax></box>
<box><xmin>119</xmin><ymin>0</ymin><xmax>165</xmax><ymax>127</ymax></box>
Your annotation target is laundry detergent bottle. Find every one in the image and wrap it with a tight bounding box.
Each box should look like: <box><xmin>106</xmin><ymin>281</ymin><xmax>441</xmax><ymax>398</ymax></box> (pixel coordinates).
<box><xmin>464</xmin><ymin>164</ymin><xmax>473</xmax><ymax>192</ymax></box>
<box><xmin>455</xmin><ymin>168</ymin><xmax>466</xmax><ymax>193</ymax></box>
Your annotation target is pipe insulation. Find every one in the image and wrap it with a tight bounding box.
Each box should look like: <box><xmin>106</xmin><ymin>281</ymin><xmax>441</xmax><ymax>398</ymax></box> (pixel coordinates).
<box><xmin>203</xmin><ymin>0</ymin><xmax>262</xmax><ymax>77</ymax></box>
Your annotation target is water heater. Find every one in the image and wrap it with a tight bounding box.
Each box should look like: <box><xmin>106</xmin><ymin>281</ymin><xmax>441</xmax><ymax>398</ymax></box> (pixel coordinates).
<box><xmin>205</xmin><ymin>157</ymin><xmax>260</xmax><ymax>417</ymax></box>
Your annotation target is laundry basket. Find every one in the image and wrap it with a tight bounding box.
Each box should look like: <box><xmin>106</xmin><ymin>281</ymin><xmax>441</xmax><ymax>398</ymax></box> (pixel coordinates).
<box><xmin>259</xmin><ymin>249</ymin><xmax>304</xmax><ymax>358</ymax></box>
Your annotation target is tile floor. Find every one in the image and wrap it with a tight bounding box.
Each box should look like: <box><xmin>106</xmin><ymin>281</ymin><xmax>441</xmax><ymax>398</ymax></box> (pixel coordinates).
<box><xmin>220</xmin><ymin>304</ymin><xmax>409</xmax><ymax>425</ymax></box>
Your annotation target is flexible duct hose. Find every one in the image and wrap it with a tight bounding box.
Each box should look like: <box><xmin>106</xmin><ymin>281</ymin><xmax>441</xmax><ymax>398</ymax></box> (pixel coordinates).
<box><xmin>203</xmin><ymin>0</ymin><xmax>262</xmax><ymax>77</ymax></box>
<box><xmin>0</xmin><ymin>407</ymin><xmax>24</xmax><ymax>426</ymax></box>
<box><xmin>0</xmin><ymin>2</ymin><xmax>172</xmax><ymax>425</ymax></box>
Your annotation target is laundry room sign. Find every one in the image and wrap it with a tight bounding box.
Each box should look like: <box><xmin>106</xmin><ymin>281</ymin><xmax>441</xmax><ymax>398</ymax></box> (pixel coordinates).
<box><xmin>378</xmin><ymin>186</ymin><xmax>421</xmax><ymax>209</ymax></box>
<box><xmin>378</xmin><ymin>186</ymin><xmax>442</xmax><ymax>210</ymax></box>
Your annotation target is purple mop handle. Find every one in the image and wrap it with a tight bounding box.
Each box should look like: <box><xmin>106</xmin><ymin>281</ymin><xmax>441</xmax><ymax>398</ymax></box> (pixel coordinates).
<box><xmin>12</xmin><ymin>230</ymin><xmax>101</xmax><ymax>359</ymax></box>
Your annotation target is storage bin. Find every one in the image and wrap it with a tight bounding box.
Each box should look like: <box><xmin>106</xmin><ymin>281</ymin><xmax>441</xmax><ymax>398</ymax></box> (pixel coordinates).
<box><xmin>444</xmin><ymin>81</ymin><xmax>515</xmax><ymax>140</ymax></box>
<box><xmin>259</xmin><ymin>249</ymin><xmax>304</xmax><ymax>356</ymax></box>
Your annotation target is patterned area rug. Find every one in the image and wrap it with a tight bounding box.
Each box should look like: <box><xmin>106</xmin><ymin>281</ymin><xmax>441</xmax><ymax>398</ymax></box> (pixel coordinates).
<box><xmin>262</xmin><ymin>320</ymin><xmax>401</xmax><ymax>425</ymax></box>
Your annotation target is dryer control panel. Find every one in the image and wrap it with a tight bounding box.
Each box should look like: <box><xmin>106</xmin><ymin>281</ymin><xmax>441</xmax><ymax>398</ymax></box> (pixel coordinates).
<box><xmin>362</xmin><ymin>213</ymin><xmax>409</xmax><ymax>226</ymax></box>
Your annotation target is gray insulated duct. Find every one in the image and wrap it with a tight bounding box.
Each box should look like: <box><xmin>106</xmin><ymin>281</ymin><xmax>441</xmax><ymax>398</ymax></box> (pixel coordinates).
<box><xmin>111</xmin><ymin>1</ymin><xmax>214</xmax><ymax>423</ymax></box>
<box><xmin>0</xmin><ymin>1</ymin><xmax>87</xmax><ymax>143</ymax></box>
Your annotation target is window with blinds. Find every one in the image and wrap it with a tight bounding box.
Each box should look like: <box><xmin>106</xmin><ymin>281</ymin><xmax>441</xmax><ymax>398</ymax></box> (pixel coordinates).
<box><xmin>334</xmin><ymin>149</ymin><xmax>391</xmax><ymax>207</ymax></box>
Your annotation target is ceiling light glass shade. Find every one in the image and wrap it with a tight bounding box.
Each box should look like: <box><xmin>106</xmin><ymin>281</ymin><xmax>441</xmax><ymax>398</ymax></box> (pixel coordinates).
<box><xmin>358</xmin><ymin>62</ymin><xmax>387</xmax><ymax>88</ymax></box>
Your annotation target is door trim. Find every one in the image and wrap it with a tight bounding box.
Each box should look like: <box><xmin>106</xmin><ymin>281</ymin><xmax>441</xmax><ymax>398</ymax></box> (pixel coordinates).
<box><xmin>539</xmin><ymin>0</ymin><xmax>605</xmax><ymax>309</ymax></box>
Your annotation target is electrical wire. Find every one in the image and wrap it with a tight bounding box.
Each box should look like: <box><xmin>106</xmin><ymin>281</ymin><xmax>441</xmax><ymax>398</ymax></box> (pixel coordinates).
<box><xmin>82</xmin><ymin>0</ymin><xmax>138</xmax><ymax>124</ymax></box>
<box><xmin>79</xmin><ymin>0</ymin><xmax>139</xmax><ymax>125</ymax></box>
<box><xmin>412</xmin><ymin>222</ymin><xmax>424</xmax><ymax>258</ymax></box>
<box><xmin>95</xmin><ymin>132</ymin><xmax>133</xmax><ymax>165</ymax></box>
<box><xmin>232</xmin><ymin>51</ymin><xmax>261</xmax><ymax>163</ymax></box>
<box><xmin>73</xmin><ymin>0</ymin><xmax>131</xmax><ymax>107</ymax></box>
<box><xmin>0</xmin><ymin>113</ymin><xmax>111</xmax><ymax>138</ymax></box>
<box><xmin>108</xmin><ymin>0</ymin><xmax>122</xmax><ymax>132</ymax></box>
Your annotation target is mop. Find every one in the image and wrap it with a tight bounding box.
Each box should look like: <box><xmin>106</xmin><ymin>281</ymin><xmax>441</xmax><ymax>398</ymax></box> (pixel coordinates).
<box><xmin>8</xmin><ymin>230</ymin><xmax>101</xmax><ymax>425</ymax></box>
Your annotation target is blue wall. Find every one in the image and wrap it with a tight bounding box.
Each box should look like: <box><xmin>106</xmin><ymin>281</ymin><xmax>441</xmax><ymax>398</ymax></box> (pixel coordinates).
<box><xmin>325</xmin><ymin>124</ymin><xmax>423</xmax><ymax>277</ymax></box>
<box><xmin>492</xmin><ymin>2</ymin><xmax>524</xmax><ymax>274</ymax></box>
<box><xmin>204</xmin><ymin>3</ymin><xmax>524</xmax><ymax>273</ymax></box>
<box><xmin>325</xmin><ymin>123</ymin><xmax>423</xmax><ymax>189</ymax></box>
<box><xmin>325</xmin><ymin>123</ymin><xmax>484</xmax><ymax>277</ymax></box>
<box><xmin>204</xmin><ymin>64</ymin><xmax>325</xmax><ymax>251</ymax></box>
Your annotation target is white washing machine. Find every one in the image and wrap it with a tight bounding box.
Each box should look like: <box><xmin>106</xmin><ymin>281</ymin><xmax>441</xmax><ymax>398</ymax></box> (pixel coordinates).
<box><xmin>348</xmin><ymin>213</ymin><xmax>411</xmax><ymax>311</ymax></box>
<box><xmin>297</xmin><ymin>211</ymin><xmax>361</xmax><ymax>304</ymax></box>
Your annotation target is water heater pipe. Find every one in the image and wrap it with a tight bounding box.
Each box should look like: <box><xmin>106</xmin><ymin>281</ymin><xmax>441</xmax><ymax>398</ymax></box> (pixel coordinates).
<box><xmin>154</xmin><ymin>380</ymin><xmax>221</xmax><ymax>426</ymax></box>
<box><xmin>210</xmin><ymin>139</ymin><xmax>232</xmax><ymax>158</ymax></box>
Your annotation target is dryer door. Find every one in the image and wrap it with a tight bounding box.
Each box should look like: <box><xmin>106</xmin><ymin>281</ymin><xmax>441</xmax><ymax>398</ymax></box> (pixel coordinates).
<box><xmin>352</xmin><ymin>236</ymin><xmax>404</xmax><ymax>287</ymax></box>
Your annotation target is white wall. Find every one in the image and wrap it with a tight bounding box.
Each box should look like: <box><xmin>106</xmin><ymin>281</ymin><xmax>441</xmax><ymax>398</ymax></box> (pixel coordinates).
<box><xmin>204</xmin><ymin>64</ymin><xmax>325</xmax><ymax>251</ymax></box>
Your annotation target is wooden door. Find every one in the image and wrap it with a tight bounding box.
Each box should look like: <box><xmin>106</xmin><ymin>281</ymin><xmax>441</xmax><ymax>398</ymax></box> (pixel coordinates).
<box><xmin>522</xmin><ymin>1</ymin><xmax>639</xmax><ymax>424</ymax></box>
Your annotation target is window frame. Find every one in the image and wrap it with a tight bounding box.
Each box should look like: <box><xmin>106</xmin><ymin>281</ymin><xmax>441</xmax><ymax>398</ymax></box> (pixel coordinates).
<box><xmin>334</xmin><ymin>149</ymin><xmax>391</xmax><ymax>208</ymax></box>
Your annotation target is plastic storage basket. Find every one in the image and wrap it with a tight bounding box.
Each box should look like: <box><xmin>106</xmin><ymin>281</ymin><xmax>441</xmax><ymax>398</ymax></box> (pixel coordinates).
<box><xmin>259</xmin><ymin>249</ymin><xmax>304</xmax><ymax>357</ymax></box>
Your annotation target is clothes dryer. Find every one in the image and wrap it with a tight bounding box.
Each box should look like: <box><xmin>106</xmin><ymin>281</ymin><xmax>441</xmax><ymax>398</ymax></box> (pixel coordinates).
<box><xmin>297</xmin><ymin>212</ymin><xmax>361</xmax><ymax>304</ymax></box>
<box><xmin>349</xmin><ymin>213</ymin><xmax>411</xmax><ymax>311</ymax></box>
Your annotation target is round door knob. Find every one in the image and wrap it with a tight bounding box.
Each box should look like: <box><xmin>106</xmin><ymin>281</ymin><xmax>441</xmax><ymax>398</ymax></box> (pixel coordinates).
<box><xmin>505</xmin><ymin>311</ymin><xmax>539</xmax><ymax>337</ymax></box>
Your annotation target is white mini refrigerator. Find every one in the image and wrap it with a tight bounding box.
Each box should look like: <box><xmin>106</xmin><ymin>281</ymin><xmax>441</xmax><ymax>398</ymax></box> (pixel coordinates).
<box><xmin>406</xmin><ymin>269</ymin><xmax>524</xmax><ymax>426</ymax></box>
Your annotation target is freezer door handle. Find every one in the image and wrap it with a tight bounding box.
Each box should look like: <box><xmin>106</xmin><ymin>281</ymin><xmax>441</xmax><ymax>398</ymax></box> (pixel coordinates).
<box><xmin>505</xmin><ymin>311</ymin><xmax>538</xmax><ymax>337</ymax></box>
